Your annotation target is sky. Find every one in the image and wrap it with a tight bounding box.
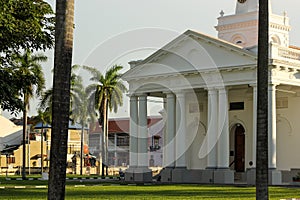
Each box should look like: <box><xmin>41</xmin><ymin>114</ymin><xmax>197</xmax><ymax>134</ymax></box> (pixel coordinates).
<box><xmin>2</xmin><ymin>0</ymin><xmax>300</xmax><ymax>119</ymax></box>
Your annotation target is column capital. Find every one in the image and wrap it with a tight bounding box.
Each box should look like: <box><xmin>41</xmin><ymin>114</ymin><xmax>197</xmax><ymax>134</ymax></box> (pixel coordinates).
<box><xmin>269</xmin><ymin>83</ymin><xmax>280</xmax><ymax>87</ymax></box>
<box><xmin>207</xmin><ymin>89</ymin><xmax>218</xmax><ymax>95</ymax></box>
<box><xmin>216</xmin><ymin>87</ymin><xmax>228</xmax><ymax>94</ymax></box>
<box><xmin>268</xmin><ymin>83</ymin><xmax>278</xmax><ymax>91</ymax></box>
<box><xmin>175</xmin><ymin>91</ymin><xmax>186</xmax><ymax>98</ymax></box>
<box><xmin>249</xmin><ymin>84</ymin><xmax>257</xmax><ymax>88</ymax></box>
<box><xmin>129</xmin><ymin>95</ymin><xmax>138</xmax><ymax>100</ymax></box>
<box><xmin>135</xmin><ymin>93</ymin><xmax>147</xmax><ymax>97</ymax></box>
<box><xmin>164</xmin><ymin>92</ymin><xmax>175</xmax><ymax>98</ymax></box>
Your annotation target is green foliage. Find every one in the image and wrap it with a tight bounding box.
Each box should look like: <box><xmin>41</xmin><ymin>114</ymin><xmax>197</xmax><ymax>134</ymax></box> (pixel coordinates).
<box><xmin>39</xmin><ymin>65</ymin><xmax>89</xmax><ymax>121</ymax></box>
<box><xmin>0</xmin><ymin>0</ymin><xmax>54</xmax><ymax>113</ymax></box>
<box><xmin>84</xmin><ymin>65</ymin><xmax>127</xmax><ymax>125</ymax></box>
<box><xmin>0</xmin><ymin>0</ymin><xmax>54</xmax><ymax>60</ymax></box>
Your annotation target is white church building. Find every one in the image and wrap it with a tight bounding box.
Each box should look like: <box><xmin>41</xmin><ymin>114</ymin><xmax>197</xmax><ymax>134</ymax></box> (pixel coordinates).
<box><xmin>123</xmin><ymin>0</ymin><xmax>300</xmax><ymax>184</ymax></box>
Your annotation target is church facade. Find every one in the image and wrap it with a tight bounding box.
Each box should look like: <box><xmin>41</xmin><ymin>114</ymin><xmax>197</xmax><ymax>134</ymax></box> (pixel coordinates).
<box><xmin>123</xmin><ymin>0</ymin><xmax>300</xmax><ymax>184</ymax></box>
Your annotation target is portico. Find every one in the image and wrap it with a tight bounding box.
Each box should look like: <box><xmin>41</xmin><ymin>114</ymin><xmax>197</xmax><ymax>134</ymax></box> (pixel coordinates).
<box><xmin>123</xmin><ymin>0</ymin><xmax>300</xmax><ymax>184</ymax></box>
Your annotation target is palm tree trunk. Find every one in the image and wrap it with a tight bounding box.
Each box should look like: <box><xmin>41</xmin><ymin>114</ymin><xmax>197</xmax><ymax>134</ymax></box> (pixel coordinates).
<box><xmin>256</xmin><ymin>0</ymin><xmax>269</xmax><ymax>199</ymax></box>
<box><xmin>41</xmin><ymin>124</ymin><xmax>44</xmax><ymax>174</ymax></box>
<box><xmin>105</xmin><ymin>101</ymin><xmax>109</xmax><ymax>176</ymax></box>
<box><xmin>103</xmin><ymin>97</ymin><xmax>108</xmax><ymax>176</ymax></box>
<box><xmin>98</xmin><ymin>108</ymin><xmax>105</xmax><ymax>177</ymax></box>
<box><xmin>48</xmin><ymin>0</ymin><xmax>74</xmax><ymax>199</ymax></box>
<box><xmin>100</xmin><ymin>118</ymin><xmax>105</xmax><ymax>177</ymax></box>
<box><xmin>22</xmin><ymin>99</ymin><xmax>27</xmax><ymax>179</ymax></box>
<box><xmin>80</xmin><ymin>123</ymin><xmax>84</xmax><ymax>175</ymax></box>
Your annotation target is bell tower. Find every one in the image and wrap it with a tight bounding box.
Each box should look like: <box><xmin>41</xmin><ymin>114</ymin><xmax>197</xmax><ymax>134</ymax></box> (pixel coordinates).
<box><xmin>215</xmin><ymin>0</ymin><xmax>291</xmax><ymax>48</ymax></box>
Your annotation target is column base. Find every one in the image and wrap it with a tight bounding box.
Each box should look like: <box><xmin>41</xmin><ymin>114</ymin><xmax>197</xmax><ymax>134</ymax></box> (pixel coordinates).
<box><xmin>214</xmin><ymin>168</ymin><xmax>234</xmax><ymax>184</ymax></box>
<box><xmin>159</xmin><ymin>167</ymin><xmax>173</xmax><ymax>182</ymax></box>
<box><xmin>157</xmin><ymin>168</ymin><xmax>235</xmax><ymax>184</ymax></box>
<box><xmin>246</xmin><ymin>168</ymin><xmax>256</xmax><ymax>185</ymax></box>
<box><xmin>269</xmin><ymin>169</ymin><xmax>282</xmax><ymax>185</ymax></box>
<box><xmin>125</xmin><ymin>167</ymin><xmax>152</xmax><ymax>183</ymax></box>
<box><xmin>172</xmin><ymin>167</ymin><xmax>187</xmax><ymax>183</ymax></box>
<box><xmin>158</xmin><ymin>168</ymin><xmax>229</xmax><ymax>184</ymax></box>
<box><xmin>246</xmin><ymin>168</ymin><xmax>282</xmax><ymax>185</ymax></box>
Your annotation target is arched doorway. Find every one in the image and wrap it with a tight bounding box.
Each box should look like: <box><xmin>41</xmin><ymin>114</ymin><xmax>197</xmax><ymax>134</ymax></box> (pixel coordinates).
<box><xmin>234</xmin><ymin>124</ymin><xmax>245</xmax><ymax>172</ymax></box>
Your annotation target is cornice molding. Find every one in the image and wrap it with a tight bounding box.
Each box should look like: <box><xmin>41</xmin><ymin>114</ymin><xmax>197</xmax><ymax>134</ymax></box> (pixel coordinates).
<box><xmin>215</xmin><ymin>20</ymin><xmax>257</xmax><ymax>31</ymax></box>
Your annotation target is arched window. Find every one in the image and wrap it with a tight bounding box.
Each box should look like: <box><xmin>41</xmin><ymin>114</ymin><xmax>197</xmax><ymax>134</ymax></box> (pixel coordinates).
<box><xmin>231</xmin><ymin>34</ymin><xmax>246</xmax><ymax>46</ymax></box>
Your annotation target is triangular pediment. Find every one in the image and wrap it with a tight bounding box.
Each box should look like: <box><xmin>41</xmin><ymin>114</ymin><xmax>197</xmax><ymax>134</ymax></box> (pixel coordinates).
<box><xmin>123</xmin><ymin>30</ymin><xmax>257</xmax><ymax>80</ymax></box>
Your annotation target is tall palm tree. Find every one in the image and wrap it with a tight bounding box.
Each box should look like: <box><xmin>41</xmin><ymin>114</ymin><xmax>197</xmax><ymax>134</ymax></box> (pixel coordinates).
<box><xmin>11</xmin><ymin>49</ymin><xmax>46</xmax><ymax>179</ymax></box>
<box><xmin>70</xmin><ymin>72</ymin><xmax>94</xmax><ymax>175</ymax></box>
<box><xmin>48</xmin><ymin>0</ymin><xmax>74</xmax><ymax>199</ymax></box>
<box><xmin>84</xmin><ymin>65</ymin><xmax>127</xmax><ymax>176</ymax></box>
<box><xmin>32</xmin><ymin>108</ymin><xmax>52</xmax><ymax>174</ymax></box>
<box><xmin>256</xmin><ymin>0</ymin><xmax>269</xmax><ymax>199</ymax></box>
<box><xmin>40</xmin><ymin>65</ymin><xmax>89</xmax><ymax>175</ymax></box>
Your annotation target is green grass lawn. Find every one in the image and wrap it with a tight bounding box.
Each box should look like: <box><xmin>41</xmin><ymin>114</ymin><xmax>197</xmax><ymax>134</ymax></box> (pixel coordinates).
<box><xmin>0</xmin><ymin>176</ymin><xmax>300</xmax><ymax>199</ymax></box>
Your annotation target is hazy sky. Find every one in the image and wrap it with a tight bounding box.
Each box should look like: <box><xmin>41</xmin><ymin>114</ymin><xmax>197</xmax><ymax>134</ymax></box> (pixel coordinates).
<box><xmin>3</xmin><ymin>0</ymin><xmax>300</xmax><ymax>118</ymax></box>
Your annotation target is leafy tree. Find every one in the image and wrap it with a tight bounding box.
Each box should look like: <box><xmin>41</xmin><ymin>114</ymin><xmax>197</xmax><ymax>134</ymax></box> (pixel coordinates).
<box><xmin>84</xmin><ymin>65</ymin><xmax>127</xmax><ymax>176</ymax></box>
<box><xmin>47</xmin><ymin>0</ymin><xmax>74</xmax><ymax>199</ymax></box>
<box><xmin>11</xmin><ymin>49</ymin><xmax>46</xmax><ymax>179</ymax></box>
<box><xmin>0</xmin><ymin>0</ymin><xmax>54</xmax><ymax>62</ymax></box>
<box><xmin>0</xmin><ymin>0</ymin><xmax>54</xmax><ymax>113</ymax></box>
<box><xmin>256</xmin><ymin>0</ymin><xmax>269</xmax><ymax>199</ymax></box>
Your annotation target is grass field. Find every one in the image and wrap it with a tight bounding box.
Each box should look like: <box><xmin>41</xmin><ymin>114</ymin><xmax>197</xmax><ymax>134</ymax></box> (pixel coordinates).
<box><xmin>1</xmin><ymin>176</ymin><xmax>300</xmax><ymax>199</ymax></box>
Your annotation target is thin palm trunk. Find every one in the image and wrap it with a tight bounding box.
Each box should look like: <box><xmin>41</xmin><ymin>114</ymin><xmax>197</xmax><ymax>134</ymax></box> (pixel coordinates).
<box><xmin>80</xmin><ymin>123</ymin><xmax>84</xmax><ymax>175</ymax></box>
<box><xmin>48</xmin><ymin>0</ymin><xmax>74</xmax><ymax>199</ymax></box>
<box><xmin>256</xmin><ymin>0</ymin><xmax>269</xmax><ymax>199</ymax></box>
<box><xmin>103</xmin><ymin>97</ymin><xmax>108</xmax><ymax>176</ymax></box>
<box><xmin>41</xmin><ymin>124</ymin><xmax>44</xmax><ymax>174</ymax></box>
<box><xmin>105</xmin><ymin>100</ymin><xmax>109</xmax><ymax>176</ymax></box>
<box><xmin>101</xmin><ymin>122</ymin><xmax>105</xmax><ymax>177</ymax></box>
<box><xmin>22</xmin><ymin>98</ymin><xmax>27</xmax><ymax>179</ymax></box>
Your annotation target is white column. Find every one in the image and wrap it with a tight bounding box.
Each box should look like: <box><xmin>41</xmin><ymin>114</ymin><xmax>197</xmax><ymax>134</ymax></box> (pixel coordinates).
<box><xmin>114</xmin><ymin>134</ymin><xmax>117</xmax><ymax>166</ymax></box>
<box><xmin>138</xmin><ymin>95</ymin><xmax>148</xmax><ymax>168</ymax></box>
<box><xmin>162</xmin><ymin>99</ymin><xmax>167</xmax><ymax>167</ymax></box>
<box><xmin>165</xmin><ymin>93</ymin><xmax>176</xmax><ymax>168</ymax></box>
<box><xmin>268</xmin><ymin>84</ymin><xmax>277</xmax><ymax>169</ymax></box>
<box><xmin>207</xmin><ymin>89</ymin><xmax>218</xmax><ymax>169</ymax></box>
<box><xmin>217</xmin><ymin>88</ymin><xmax>229</xmax><ymax>168</ymax></box>
<box><xmin>129</xmin><ymin>95</ymin><xmax>138</xmax><ymax>168</ymax></box>
<box><xmin>175</xmin><ymin>92</ymin><xmax>186</xmax><ymax>168</ymax></box>
<box><xmin>252</xmin><ymin>84</ymin><xmax>257</xmax><ymax>167</ymax></box>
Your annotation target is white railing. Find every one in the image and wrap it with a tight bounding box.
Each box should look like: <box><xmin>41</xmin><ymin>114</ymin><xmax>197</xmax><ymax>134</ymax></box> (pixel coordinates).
<box><xmin>270</xmin><ymin>43</ymin><xmax>300</xmax><ymax>61</ymax></box>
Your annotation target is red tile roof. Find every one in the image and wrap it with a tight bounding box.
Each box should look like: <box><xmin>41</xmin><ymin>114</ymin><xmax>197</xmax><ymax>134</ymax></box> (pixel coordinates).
<box><xmin>89</xmin><ymin>117</ymin><xmax>162</xmax><ymax>134</ymax></box>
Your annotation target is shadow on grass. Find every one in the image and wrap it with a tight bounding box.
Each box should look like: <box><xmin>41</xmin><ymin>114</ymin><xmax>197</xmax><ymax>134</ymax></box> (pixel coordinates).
<box><xmin>0</xmin><ymin>185</ymin><xmax>299</xmax><ymax>199</ymax></box>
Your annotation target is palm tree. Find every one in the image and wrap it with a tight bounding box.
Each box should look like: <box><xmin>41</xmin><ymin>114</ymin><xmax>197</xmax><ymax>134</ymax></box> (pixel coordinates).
<box><xmin>48</xmin><ymin>0</ymin><xmax>74</xmax><ymax>199</ymax></box>
<box><xmin>11</xmin><ymin>49</ymin><xmax>46</xmax><ymax>179</ymax></box>
<box><xmin>84</xmin><ymin>65</ymin><xmax>127</xmax><ymax>176</ymax></box>
<box><xmin>40</xmin><ymin>65</ymin><xmax>89</xmax><ymax>176</ymax></box>
<box><xmin>39</xmin><ymin>64</ymin><xmax>83</xmax><ymax>112</ymax></box>
<box><xmin>256</xmin><ymin>0</ymin><xmax>269</xmax><ymax>199</ymax></box>
<box><xmin>70</xmin><ymin>72</ymin><xmax>95</xmax><ymax>175</ymax></box>
<box><xmin>32</xmin><ymin>108</ymin><xmax>52</xmax><ymax>174</ymax></box>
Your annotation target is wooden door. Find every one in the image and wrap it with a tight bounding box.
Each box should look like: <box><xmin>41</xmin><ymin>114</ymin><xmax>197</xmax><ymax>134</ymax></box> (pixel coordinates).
<box><xmin>235</xmin><ymin>125</ymin><xmax>245</xmax><ymax>172</ymax></box>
